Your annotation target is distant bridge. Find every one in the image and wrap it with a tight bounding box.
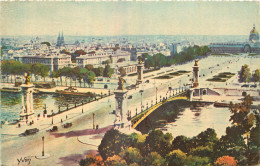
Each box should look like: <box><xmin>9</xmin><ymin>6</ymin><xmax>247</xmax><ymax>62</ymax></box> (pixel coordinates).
<box><xmin>131</xmin><ymin>89</ymin><xmax>189</xmax><ymax>129</ymax></box>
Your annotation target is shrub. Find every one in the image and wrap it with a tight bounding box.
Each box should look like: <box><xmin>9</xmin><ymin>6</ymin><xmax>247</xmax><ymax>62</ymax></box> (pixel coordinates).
<box><xmin>215</xmin><ymin>156</ymin><xmax>238</xmax><ymax>166</ymax></box>
<box><xmin>166</xmin><ymin>149</ymin><xmax>186</xmax><ymax>166</ymax></box>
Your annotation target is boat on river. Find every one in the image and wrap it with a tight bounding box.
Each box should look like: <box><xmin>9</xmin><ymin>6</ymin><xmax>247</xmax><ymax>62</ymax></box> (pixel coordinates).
<box><xmin>56</xmin><ymin>87</ymin><xmax>95</xmax><ymax>97</ymax></box>
<box><xmin>0</xmin><ymin>87</ymin><xmax>21</xmax><ymax>92</ymax></box>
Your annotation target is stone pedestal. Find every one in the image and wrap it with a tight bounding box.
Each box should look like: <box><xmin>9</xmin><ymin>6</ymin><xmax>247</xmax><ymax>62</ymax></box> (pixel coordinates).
<box><xmin>193</xmin><ymin>65</ymin><xmax>199</xmax><ymax>88</ymax></box>
<box><xmin>114</xmin><ymin>90</ymin><xmax>129</xmax><ymax>128</ymax></box>
<box><xmin>20</xmin><ymin>84</ymin><xmax>34</xmax><ymax>121</ymax></box>
<box><xmin>136</xmin><ymin>63</ymin><xmax>143</xmax><ymax>85</ymax></box>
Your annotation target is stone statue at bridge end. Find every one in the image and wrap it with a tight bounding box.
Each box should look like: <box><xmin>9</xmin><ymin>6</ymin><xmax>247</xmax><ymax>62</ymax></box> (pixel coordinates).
<box><xmin>24</xmin><ymin>72</ymin><xmax>31</xmax><ymax>85</ymax></box>
<box><xmin>117</xmin><ymin>76</ymin><xmax>125</xmax><ymax>90</ymax></box>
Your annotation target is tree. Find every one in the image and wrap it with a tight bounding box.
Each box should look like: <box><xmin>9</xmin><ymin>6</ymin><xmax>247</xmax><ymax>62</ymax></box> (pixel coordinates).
<box><xmin>32</xmin><ymin>63</ymin><xmax>49</xmax><ymax>81</ymax></box>
<box><xmin>86</xmin><ymin>71</ymin><xmax>96</xmax><ymax>87</ymax></box>
<box><xmin>85</xmin><ymin>64</ymin><xmax>94</xmax><ymax>71</ymax></box>
<box><xmin>60</xmin><ymin>49</ymin><xmax>70</xmax><ymax>55</ymax></box>
<box><xmin>153</xmin><ymin>53</ymin><xmax>167</xmax><ymax>68</ymax></box>
<box><xmin>118</xmin><ymin>67</ymin><xmax>126</xmax><ymax>77</ymax></box>
<box><xmin>80</xmin><ymin>68</ymin><xmax>89</xmax><ymax>87</ymax></box>
<box><xmin>195</xmin><ymin>128</ymin><xmax>218</xmax><ymax>147</ymax></box>
<box><xmin>79</xmin><ymin>154</ymin><xmax>104</xmax><ymax>166</ymax></box>
<box><xmin>215</xmin><ymin>156</ymin><xmax>238</xmax><ymax>166</ymax></box>
<box><xmin>239</xmin><ymin>64</ymin><xmax>251</xmax><ymax>83</ymax></box>
<box><xmin>165</xmin><ymin>149</ymin><xmax>186</xmax><ymax>166</ymax></box>
<box><xmin>75</xmin><ymin>50</ymin><xmax>87</xmax><ymax>55</ymax></box>
<box><xmin>40</xmin><ymin>42</ymin><xmax>51</xmax><ymax>46</ymax></box>
<box><xmin>93</xmin><ymin>67</ymin><xmax>104</xmax><ymax>77</ymax></box>
<box><xmin>119</xmin><ymin>147</ymin><xmax>142</xmax><ymax>165</ymax></box>
<box><xmin>213</xmin><ymin>126</ymin><xmax>247</xmax><ymax>164</ymax></box>
<box><xmin>229</xmin><ymin>95</ymin><xmax>254</xmax><ymax>134</ymax></box>
<box><xmin>72</xmin><ymin>67</ymin><xmax>81</xmax><ymax>87</ymax></box>
<box><xmin>98</xmin><ymin>129</ymin><xmax>131</xmax><ymax>160</ymax></box>
<box><xmin>186</xmin><ymin>155</ymin><xmax>211</xmax><ymax>166</ymax></box>
<box><xmin>143</xmin><ymin>130</ymin><xmax>173</xmax><ymax>157</ymax></box>
<box><xmin>104</xmin><ymin>155</ymin><xmax>127</xmax><ymax>166</ymax></box>
<box><xmin>144</xmin><ymin>55</ymin><xmax>155</xmax><ymax>69</ymax></box>
<box><xmin>50</xmin><ymin>71</ymin><xmax>59</xmax><ymax>82</ymax></box>
<box><xmin>103</xmin><ymin>65</ymin><xmax>114</xmax><ymax>78</ymax></box>
<box><xmin>252</xmin><ymin>69</ymin><xmax>260</xmax><ymax>85</ymax></box>
<box><xmin>109</xmin><ymin>55</ymin><xmax>113</xmax><ymax>63</ymax></box>
<box><xmin>144</xmin><ymin>152</ymin><xmax>166</xmax><ymax>166</ymax></box>
<box><xmin>172</xmin><ymin>135</ymin><xmax>192</xmax><ymax>153</ymax></box>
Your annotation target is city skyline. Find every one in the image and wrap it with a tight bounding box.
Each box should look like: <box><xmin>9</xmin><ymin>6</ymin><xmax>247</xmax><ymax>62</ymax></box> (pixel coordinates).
<box><xmin>0</xmin><ymin>1</ymin><xmax>259</xmax><ymax>36</ymax></box>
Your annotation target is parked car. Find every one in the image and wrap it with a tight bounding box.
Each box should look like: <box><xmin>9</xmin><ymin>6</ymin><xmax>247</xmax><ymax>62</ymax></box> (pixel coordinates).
<box><xmin>241</xmin><ymin>84</ymin><xmax>249</xmax><ymax>87</ymax></box>
<box><xmin>250</xmin><ymin>84</ymin><xmax>257</xmax><ymax>88</ymax></box>
<box><xmin>21</xmin><ymin>128</ymin><xmax>39</xmax><ymax>136</ymax></box>
<box><xmin>145</xmin><ymin>80</ymin><xmax>150</xmax><ymax>83</ymax></box>
<box><xmin>128</xmin><ymin>95</ymin><xmax>133</xmax><ymax>99</ymax></box>
<box><xmin>46</xmin><ymin>126</ymin><xmax>58</xmax><ymax>132</ymax></box>
<box><xmin>62</xmin><ymin>122</ymin><xmax>72</xmax><ymax>128</ymax></box>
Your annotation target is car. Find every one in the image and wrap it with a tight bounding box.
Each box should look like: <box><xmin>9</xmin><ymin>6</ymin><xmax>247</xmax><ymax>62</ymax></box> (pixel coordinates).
<box><xmin>46</xmin><ymin>126</ymin><xmax>58</xmax><ymax>132</ymax></box>
<box><xmin>241</xmin><ymin>84</ymin><xmax>249</xmax><ymax>87</ymax></box>
<box><xmin>250</xmin><ymin>84</ymin><xmax>257</xmax><ymax>88</ymax></box>
<box><xmin>22</xmin><ymin>128</ymin><xmax>39</xmax><ymax>136</ymax></box>
<box><xmin>145</xmin><ymin>80</ymin><xmax>150</xmax><ymax>83</ymax></box>
<box><xmin>128</xmin><ymin>95</ymin><xmax>133</xmax><ymax>99</ymax></box>
<box><xmin>63</xmin><ymin>122</ymin><xmax>72</xmax><ymax>128</ymax></box>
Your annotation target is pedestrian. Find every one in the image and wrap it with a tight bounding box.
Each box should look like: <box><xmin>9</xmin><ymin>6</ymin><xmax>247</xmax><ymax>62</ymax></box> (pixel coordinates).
<box><xmin>61</xmin><ymin>119</ymin><xmax>63</xmax><ymax>123</ymax></box>
<box><xmin>66</xmin><ymin>115</ymin><xmax>67</xmax><ymax>119</ymax></box>
<box><xmin>96</xmin><ymin>124</ymin><xmax>99</xmax><ymax>130</ymax></box>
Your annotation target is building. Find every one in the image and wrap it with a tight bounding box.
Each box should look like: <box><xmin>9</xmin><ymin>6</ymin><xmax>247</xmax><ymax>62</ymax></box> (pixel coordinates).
<box><xmin>76</xmin><ymin>49</ymin><xmax>131</xmax><ymax>68</ymax></box>
<box><xmin>209</xmin><ymin>25</ymin><xmax>260</xmax><ymax>54</ymax></box>
<box><xmin>14</xmin><ymin>54</ymin><xmax>71</xmax><ymax>72</ymax></box>
<box><xmin>56</xmin><ymin>32</ymin><xmax>65</xmax><ymax>47</ymax></box>
<box><xmin>116</xmin><ymin>64</ymin><xmax>137</xmax><ymax>75</ymax></box>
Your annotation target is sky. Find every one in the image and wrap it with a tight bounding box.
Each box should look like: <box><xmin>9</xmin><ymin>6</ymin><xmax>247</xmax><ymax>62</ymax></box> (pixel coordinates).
<box><xmin>0</xmin><ymin>1</ymin><xmax>259</xmax><ymax>36</ymax></box>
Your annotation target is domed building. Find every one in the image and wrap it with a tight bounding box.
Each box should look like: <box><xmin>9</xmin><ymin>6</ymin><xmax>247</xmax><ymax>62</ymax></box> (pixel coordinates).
<box><xmin>209</xmin><ymin>25</ymin><xmax>260</xmax><ymax>54</ymax></box>
<box><xmin>249</xmin><ymin>25</ymin><xmax>259</xmax><ymax>42</ymax></box>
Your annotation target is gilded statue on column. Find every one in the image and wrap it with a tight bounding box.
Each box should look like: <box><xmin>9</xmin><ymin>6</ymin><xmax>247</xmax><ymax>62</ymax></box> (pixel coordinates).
<box><xmin>138</xmin><ymin>56</ymin><xmax>143</xmax><ymax>64</ymax></box>
<box><xmin>194</xmin><ymin>60</ymin><xmax>199</xmax><ymax>66</ymax></box>
<box><xmin>117</xmin><ymin>76</ymin><xmax>125</xmax><ymax>90</ymax></box>
<box><xmin>24</xmin><ymin>72</ymin><xmax>31</xmax><ymax>85</ymax></box>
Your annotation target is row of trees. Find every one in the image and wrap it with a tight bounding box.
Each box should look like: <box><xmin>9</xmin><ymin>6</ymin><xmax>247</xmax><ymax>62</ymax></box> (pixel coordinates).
<box><xmin>239</xmin><ymin>64</ymin><xmax>260</xmax><ymax>84</ymax></box>
<box><xmin>1</xmin><ymin>60</ymin><xmax>49</xmax><ymax>82</ymax></box>
<box><xmin>50</xmin><ymin>64</ymin><xmax>114</xmax><ymax>87</ymax></box>
<box><xmin>142</xmin><ymin>45</ymin><xmax>211</xmax><ymax>69</ymax></box>
<box><xmin>79</xmin><ymin>95</ymin><xmax>259</xmax><ymax>166</ymax></box>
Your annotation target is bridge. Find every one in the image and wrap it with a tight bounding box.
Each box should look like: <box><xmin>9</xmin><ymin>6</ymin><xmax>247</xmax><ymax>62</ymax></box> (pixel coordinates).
<box><xmin>131</xmin><ymin>89</ymin><xmax>190</xmax><ymax>129</ymax></box>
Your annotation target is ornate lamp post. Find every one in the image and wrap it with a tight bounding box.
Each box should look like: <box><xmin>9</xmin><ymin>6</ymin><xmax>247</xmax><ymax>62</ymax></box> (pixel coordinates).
<box><xmin>156</xmin><ymin>87</ymin><xmax>158</xmax><ymax>103</ymax></box>
<box><xmin>93</xmin><ymin>113</ymin><xmax>95</xmax><ymax>129</ymax></box>
<box><xmin>42</xmin><ymin>136</ymin><xmax>45</xmax><ymax>156</ymax></box>
<box><xmin>51</xmin><ymin>110</ymin><xmax>54</xmax><ymax>124</ymax></box>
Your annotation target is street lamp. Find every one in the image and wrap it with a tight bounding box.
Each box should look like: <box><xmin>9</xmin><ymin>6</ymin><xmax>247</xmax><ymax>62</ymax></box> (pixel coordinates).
<box><xmin>156</xmin><ymin>87</ymin><xmax>158</xmax><ymax>103</ymax></box>
<box><xmin>51</xmin><ymin>110</ymin><xmax>54</xmax><ymax>124</ymax></box>
<box><xmin>93</xmin><ymin>113</ymin><xmax>95</xmax><ymax>129</ymax></box>
<box><xmin>42</xmin><ymin>136</ymin><xmax>45</xmax><ymax>156</ymax></box>
<box><xmin>139</xmin><ymin>90</ymin><xmax>144</xmax><ymax>111</ymax></box>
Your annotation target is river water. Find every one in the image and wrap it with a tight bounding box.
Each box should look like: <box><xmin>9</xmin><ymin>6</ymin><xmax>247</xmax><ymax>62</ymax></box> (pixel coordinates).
<box><xmin>0</xmin><ymin>92</ymin><xmax>93</xmax><ymax>122</ymax></box>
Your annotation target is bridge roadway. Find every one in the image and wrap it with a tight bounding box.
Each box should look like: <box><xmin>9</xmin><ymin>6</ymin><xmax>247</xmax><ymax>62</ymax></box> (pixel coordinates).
<box><xmin>131</xmin><ymin>90</ymin><xmax>189</xmax><ymax>129</ymax></box>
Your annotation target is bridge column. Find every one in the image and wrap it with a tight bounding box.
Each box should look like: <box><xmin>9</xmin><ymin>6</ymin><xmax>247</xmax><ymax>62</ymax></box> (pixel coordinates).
<box><xmin>114</xmin><ymin>76</ymin><xmax>130</xmax><ymax>129</ymax></box>
<box><xmin>20</xmin><ymin>73</ymin><xmax>34</xmax><ymax>122</ymax></box>
<box><xmin>136</xmin><ymin>59</ymin><xmax>144</xmax><ymax>85</ymax></box>
<box><xmin>193</xmin><ymin>60</ymin><xmax>199</xmax><ymax>88</ymax></box>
